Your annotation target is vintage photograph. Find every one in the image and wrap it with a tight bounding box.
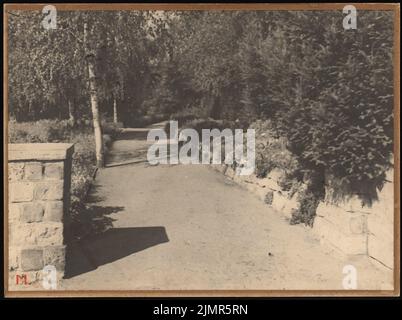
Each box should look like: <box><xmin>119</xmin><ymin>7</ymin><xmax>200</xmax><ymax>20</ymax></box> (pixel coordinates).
<box><xmin>4</xmin><ymin>4</ymin><xmax>399</xmax><ymax>296</ymax></box>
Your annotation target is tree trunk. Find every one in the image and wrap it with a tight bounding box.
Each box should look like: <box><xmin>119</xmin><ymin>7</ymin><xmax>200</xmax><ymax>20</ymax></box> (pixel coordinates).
<box><xmin>28</xmin><ymin>100</ymin><xmax>32</xmax><ymax>121</ymax></box>
<box><xmin>86</xmin><ymin>54</ymin><xmax>104</xmax><ymax>168</ymax></box>
<box><xmin>68</xmin><ymin>99</ymin><xmax>76</xmax><ymax>126</ymax></box>
<box><xmin>113</xmin><ymin>96</ymin><xmax>118</xmax><ymax>124</ymax></box>
<box><xmin>210</xmin><ymin>95</ymin><xmax>221</xmax><ymax>119</ymax></box>
<box><xmin>84</xmin><ymin>21</ymin><xmax>104</xmax><ymax>168</ymax></box>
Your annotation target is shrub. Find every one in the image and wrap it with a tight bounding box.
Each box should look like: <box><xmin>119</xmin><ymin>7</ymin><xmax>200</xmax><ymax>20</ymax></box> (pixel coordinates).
<box><xmin>250</xmin><ymin>120</ymin><xmax>300</xmax><ymax>180</ymax></box>
<box><xmin>9</xmin><ymin>120</ymin><xmax>96</xmax><ymax>192</ymax></box>
<box><xmin>181</xmin><ymin>118</ymin><xmax>237</xmax><ymax>134</ymax></box>
<box><xmin>170</xmin><ymin>113</ymin><xmax>198</xmax><ymax>126</ymax></box>
<box><xmin>9</xmin><ymin>119</ymin><xmax>73</xmax><ymax>143</ymax></box>
<box><xmin>170</xmin><ymin>106</ymin><xmax>210</xmax><ymax>127</ymax></box>
<box><xmin>125</xmin><ymin>114</ymin><xmax>167</xmax><ymax>128</ymax></box>
<box><xmin>290</xmin><ymin>190</ymin><xmax>321</xmax><ymax>227</ymax></box>
<box><xmin>249</xmin><ymin>119</ymin><xmax>327</xmax><ymax>226</ymax></box>
<box><xmin>102</xmin><ymin>121</ymin><xmax>123</xmax><ymax>138</ymax></box>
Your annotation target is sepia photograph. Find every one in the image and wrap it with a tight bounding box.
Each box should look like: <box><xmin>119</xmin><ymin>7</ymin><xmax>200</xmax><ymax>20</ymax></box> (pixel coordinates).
<box><xmin>3</xmin><ymin>3</ymin><xmax>400</xmax><ymax>297</ymax></box>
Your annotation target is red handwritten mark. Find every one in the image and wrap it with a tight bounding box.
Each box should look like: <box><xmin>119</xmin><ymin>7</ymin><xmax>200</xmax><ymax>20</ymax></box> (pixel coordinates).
<box><xmin>15</xmin><ymin>274</ymin><xmax>28</xmax><ymax>285</ymax></box>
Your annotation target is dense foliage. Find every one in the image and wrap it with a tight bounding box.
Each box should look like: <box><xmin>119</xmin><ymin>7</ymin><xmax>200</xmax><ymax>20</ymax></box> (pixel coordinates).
<box><xmin>8</xmin><ymin>10</ymin><xmax>166</xmax><ymax>125</ymax></box>
<box><xmin>159</xmin><ymin>11</ymin><xmax>394</xmax><ymax>205</ymax></box>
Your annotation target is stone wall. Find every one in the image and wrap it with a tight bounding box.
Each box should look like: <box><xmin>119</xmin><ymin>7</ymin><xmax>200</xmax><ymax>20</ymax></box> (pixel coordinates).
<box><xmin>313</xmin><ymin>170</ymin><xmax>394</xmax><ymax>268</ymax></box>
<box><xmin>212</xmin><ymin>164</ymin><xmax>394</xmax><ymax>269</ymax></box>
<box><xmin>8</xmin><ymin>143</ymin><xmax>74</xmax><ymax>285</ymax></box>
<box><xmin>212</xmin><ymin>165</ymin><xmax>303</xmax><ymax>221</ymax></box>
<box><xmin>367</xmin><ymin>170</ymin><xmax>394</xmax><ymax>268</ymax></box>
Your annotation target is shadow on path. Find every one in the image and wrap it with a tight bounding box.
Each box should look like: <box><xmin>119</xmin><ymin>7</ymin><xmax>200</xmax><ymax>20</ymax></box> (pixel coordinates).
<box><xmin>65</xmin><ymin>226</ymin><xmax>169</xmax><ymax>278</ymax></box>
<box><xmin>65</xmin><ymin>122</ymin><xmax>170</xmax><ymax>279</ymax></box>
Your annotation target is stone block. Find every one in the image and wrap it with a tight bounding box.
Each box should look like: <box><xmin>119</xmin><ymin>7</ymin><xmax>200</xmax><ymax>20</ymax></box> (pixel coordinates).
<box><xmin>44</xmin><ymin>162</ymin><xmax>64</xmax><ymax>180</ymax></box>
<box><xmin>368</xmin><ymin>233</ymin><xmax>393</xmax><ymax>269</ymax></box>
<box><xmin>43</xmin><ymin>245</ymin><xmax>66</xmax><ymax>271</ymax></box>
<box><xmin>367</xmin><ymin>211</ymin><xmax>393</xmax><ymax>239</ymax></box>
<box><xmin>9</xmin><ymin>223</ymin><xmax>36</xmax><ymax>246</ymax></box>
<box><xmin>34</xmin><ymin>181</ymin><xmax>64</xmax><ymax>200</ymax></box>
<box><xmin>9</xmin><ymin>246</ymin><xmax>20</xmax><ymax>270</ymax></box>
<box><xmin>370</xmin><ymin>180</ymin><xmax>394</xmax><ymax>221</ymax></box>
<box><xmin>349</xmin><ymin>215</ymin><xmax>367</xmax><ymax>234</ymax></box>
<box><xmin>35</xmin><ymin>223</ymin><xmax>64</xmax><ymax>246</ymax></box>
<box><xmin>24</xmin><ymin>162</ymin><xmax>43</xmax><ymax>180</ymax></box>
<box><xmin>10</xmin><ymin>222</ymin><xmax>63</xmax><ymax>246</ymax></box>
<box><xmin>8</xmin><ymin>163</ymin><xmax>24</xmax><ymax>181</ymax></box>
<box><xmin>21</xmin><ymin>248</ymin><xmax>44</xmax><ymax>271</ymax></box>
<box><xmin>10</xmin><ymin>182</ymin><xmax>34</xmax><ymax>202</ymax></box>
<box><xmin>364</xmin><ymin>176</ymin><xmax>394</xmax><ymax>267</ymax></box>
<box><xmin>367</xmin><ymin>208</ymin><xmax>394</xmax><ymax>268</ymax></box>
<box><xmin>44</xmin><ymin>201</ymin><xmax>64</xmax><ymax>222</ymax></box>
<box><xmin>316</xmin><ymin>202</ymin><xmax>368</xmax><ymax>235</ymax></box>
<box><xmin>20</xmin><ymin>202</ymin><xmax>44</xmax><ymax>223</ymax></box>
<box><xmin>313</xmin><ymin>216</ymin><xmax>367</xmax><ymax>255</ymax></box>
<box><xmin>8</xmin><ymin>202</ymin><xmax>21</xmax><ymax>222</ymax></box>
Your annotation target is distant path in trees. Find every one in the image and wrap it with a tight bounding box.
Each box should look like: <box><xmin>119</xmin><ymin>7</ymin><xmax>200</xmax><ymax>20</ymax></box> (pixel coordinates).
<box><xmin>62</xmin><ymin>122</ymin><xmax>391</xmax><ymax>290</ymax></box>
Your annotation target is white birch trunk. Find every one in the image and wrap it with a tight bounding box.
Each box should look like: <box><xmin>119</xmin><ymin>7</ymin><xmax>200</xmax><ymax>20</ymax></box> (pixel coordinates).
<box><xmin>113</xmin><ymin>96</ymin><xmax>118</xmax><ymax>123</ymax></box>
<box><xmin>84</xmin><ymin>22</ymin><xmax>104</xmax><ymax>167</ymax></box>
<box><xmin>68</xmin><ymin>99</ymin><xmax>76</xmax><ymax>125</ymax></box>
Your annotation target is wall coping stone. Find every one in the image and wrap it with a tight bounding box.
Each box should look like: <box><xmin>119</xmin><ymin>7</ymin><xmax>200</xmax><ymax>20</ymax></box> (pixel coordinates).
<box><xmin>9</xmin><ymin>143</ymin><xmax>74</xmax><ymax>161</ymax></box>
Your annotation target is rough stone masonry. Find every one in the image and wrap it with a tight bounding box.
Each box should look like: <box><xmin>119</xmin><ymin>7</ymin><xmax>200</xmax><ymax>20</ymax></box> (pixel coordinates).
<box><xmin>8</xmin><ymin>143</ymin><xmax>74</xmax><ymax>285</ymax></box>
